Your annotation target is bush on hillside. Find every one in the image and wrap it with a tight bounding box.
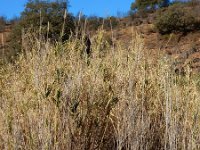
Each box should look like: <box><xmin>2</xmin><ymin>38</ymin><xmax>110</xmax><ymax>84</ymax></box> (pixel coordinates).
<box><xmin>78</xmin><ymin>16</ymin><xmax>119</xmax><ymax>32</ymax></box>
<box><xmin>131</xmin><ymin>0</ymin><xmax>170</xmax><ymax>12</ymax></box>
<box><xmin>155</xmin><ymin>4</ymin><xmax>200</xmax><ymax>34</ymax></box>
<box><xmin>104</xmin><ymin>16</ymin><xmax>119</xmax><ymax>30</ymax></box>
<box><xmin>6</xmin><ymin>0</ymin><xmax>75</xmax><ymax>62</ymax></box>
<box><xmin>87</xmin><ymin>16</ymin><xmax>103</xmax><ymax>30</ymax></box>
<box><xmin>20</xmin><ymin>0</ymin><xmax>75</xmax><ymax>41</ymax></box>
<box><xmin>0</xmin><ymin>17</ymin><xmax>6</xmax><ymax>32</ymax></box>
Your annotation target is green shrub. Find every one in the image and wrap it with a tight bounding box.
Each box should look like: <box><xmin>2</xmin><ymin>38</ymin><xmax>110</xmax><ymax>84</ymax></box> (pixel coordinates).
<box><xmin>0</xmin><ymin>17</ymin><xmax>6</xmax><ymax>32</ymax></box>
<box><xmin>19</xmin><ymin>0</ymin><xmax>75</xmax><ymax>41</ymax></box>
<box><xmin>86</xmin><ymin>16</ymin><xmax>119</xmax><ymax>31</ymax></box>
<box><xmin>87</xmin><ymin>16</ymin><xmax>103</xmax><ymax>30</ymax></box>
<box><xmin>104</xmin><ymin>16</ymin><xmax>119</xmax><ymax>30</ymax></box>
<box><xmin>155</xmin><ymin>4</ymin><xmax>200</xmax><ymax>34</ymax></box>
<box><xmin>131</xmin><ymin>0</ymin><xmax>169</xmax><ymax>12</ymax></box>
<box><xmin>5</xmin><ymin>0</ymin><xmax>75</xmax><ymax>63</ymax></box>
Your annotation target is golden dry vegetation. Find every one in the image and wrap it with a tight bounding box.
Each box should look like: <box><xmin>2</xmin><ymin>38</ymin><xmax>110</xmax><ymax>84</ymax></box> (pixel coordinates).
<box><xmin>0</xmin><ymin>29</ymin><xmax>200</xmax><ymax>149</ymax></box>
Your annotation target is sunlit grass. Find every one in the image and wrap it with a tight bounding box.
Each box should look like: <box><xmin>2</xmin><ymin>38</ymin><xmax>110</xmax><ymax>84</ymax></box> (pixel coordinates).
<box><xmin>0</xmin><ymin>29</ymin><xmax>200</xmax><ymax>149</ymax></box>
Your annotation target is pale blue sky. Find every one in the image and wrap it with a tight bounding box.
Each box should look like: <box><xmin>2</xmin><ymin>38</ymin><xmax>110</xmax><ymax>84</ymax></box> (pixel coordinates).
<box><xmin>0</xmin><ymin>0</ymin><xmax>133</xmax><ymax>19</ymax></box>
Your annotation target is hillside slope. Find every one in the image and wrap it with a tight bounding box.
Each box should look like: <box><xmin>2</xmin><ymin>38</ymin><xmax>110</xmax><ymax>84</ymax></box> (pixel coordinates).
<box><xmin>111</xmin><ymin>21</ymin><xmax>200</xmax><ymax>73</ymax></box>
<box><xmin>1</xmin><ymin>9</ymin><xmax>200</xmax><ymax>73</ymax></box>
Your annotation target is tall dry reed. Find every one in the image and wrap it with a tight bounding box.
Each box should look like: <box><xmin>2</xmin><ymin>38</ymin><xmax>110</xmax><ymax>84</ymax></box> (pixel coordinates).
<box><xmin>0</xmin><ymin>30</ymin><xmax>200</xmax><ymax>150</ymax></box>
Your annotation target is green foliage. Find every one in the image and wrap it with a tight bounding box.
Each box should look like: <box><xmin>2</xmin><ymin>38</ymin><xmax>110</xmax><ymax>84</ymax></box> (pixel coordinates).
<box><xmin>104</xmin><ymin>16</ymin><xmax>119</xmax><ymax>30</ymax></box>
<box><xmin>77</xmin><ymin>15</ymin><xmax>119</xmax><ymax>32</ymax></box>
<box><xmin>131</xmin><ymin>0</ymin><xmax>169</xmax><ymax>12</ymax></box>
<box><xmin>87</xmin><ymin>16</ymin><xmax>103</xmax><ymax>30</ymax></box>
<box><xmin>4</xmin><ymin>23</ymin><xmax>24</xmax><ymax>63</ymax></box>
<box><xmin>155</xmin><ymin>4</ymin><xmax>200</xmax><ymax>34</ymax></box>
<box><xmin>0</xmin><ymin>16</ymin><xmax>6</xmax><ymax>32</ymax></box>
<box><xmin>7</xmin><ymin>0</ymin><xmax>75</xmax><ymax>60</ymax></box>
<box><xmin>20</xmin><ymin>0</ymin><xmax>75</xmax><ymax>40</ymax></box>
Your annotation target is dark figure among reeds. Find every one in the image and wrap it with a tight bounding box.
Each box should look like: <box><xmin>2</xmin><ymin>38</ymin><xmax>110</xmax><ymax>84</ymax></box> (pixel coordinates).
<box><xmin>84</xmin><ymin>34</ymin><xmax>91</xmax><ymax>57</ymax></box>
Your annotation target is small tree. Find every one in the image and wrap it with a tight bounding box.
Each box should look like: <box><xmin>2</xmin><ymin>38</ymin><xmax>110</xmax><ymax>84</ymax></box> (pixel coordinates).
<box><xmin>131</xmin><ymin>0</ymin><xmax>170</xmax><ymax>12</ymax></box>
<box><xmin>0</xmin><ymin>16</ymin><xmax>6</xmax><ymax>32</ymax></box>
<box><xmin>87</xmin><ymin>16</ymin><xmax>103</xmax><ymax>31</ymax></box>
<box><xmin>7</xmin><ymin>0</ymin><xmax>75</xmax><ymax>61</ymax></box>
<box><xmin>155</xmin><ymin>4</ymin><xmax>200</xmax><ymax>34</ymax></box>
<box><xmin>20</xmin><ymin>0</ymin><xmax>75</xmax><ymax>41</ymax></box>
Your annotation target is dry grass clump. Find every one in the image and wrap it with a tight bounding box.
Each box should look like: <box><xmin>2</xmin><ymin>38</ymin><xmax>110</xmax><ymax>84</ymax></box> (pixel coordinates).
<box><xmin>0</xmin><ymin>30</ymin><xmax>200</xmax><ymax>149</ymax></box>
